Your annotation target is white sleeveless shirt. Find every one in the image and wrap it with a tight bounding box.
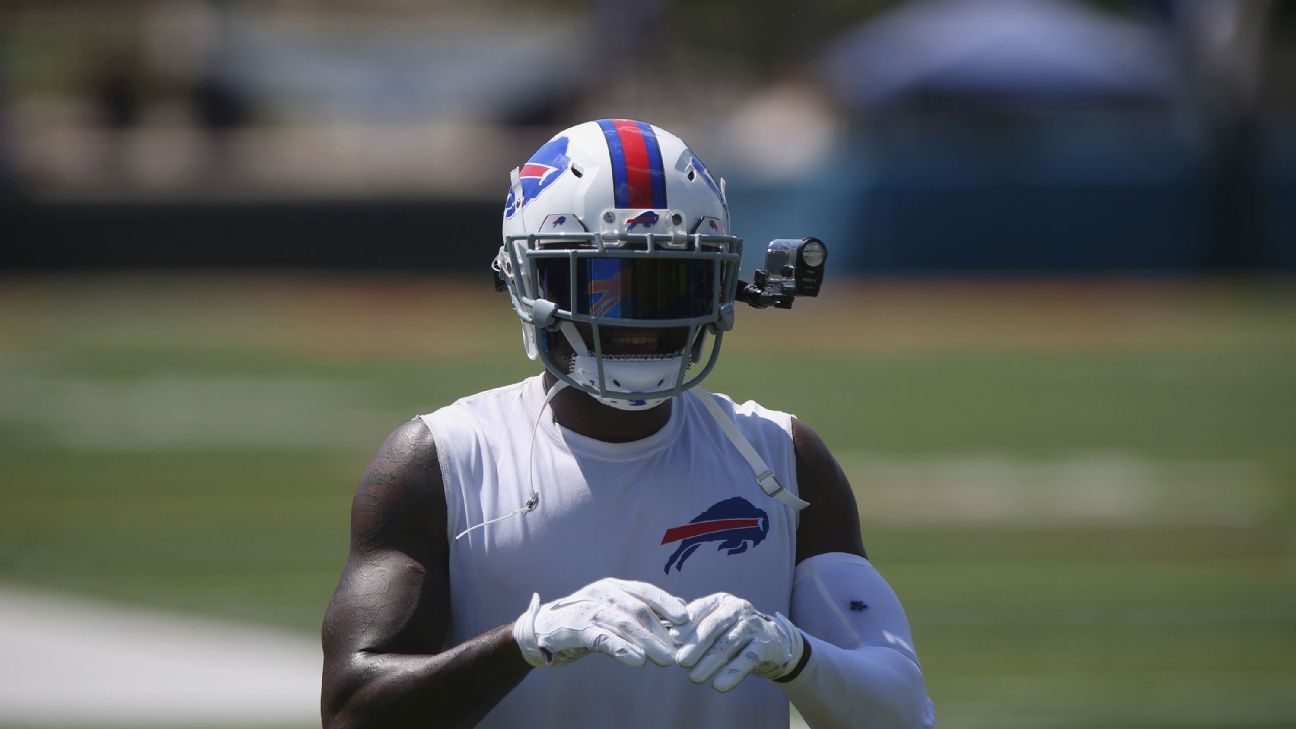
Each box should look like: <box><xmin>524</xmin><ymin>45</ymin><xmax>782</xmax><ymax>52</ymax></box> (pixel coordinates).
<box><xmin>420</xmin><ymin>375</ymin><xmax>801</xmax><ymax>729</ymax></box>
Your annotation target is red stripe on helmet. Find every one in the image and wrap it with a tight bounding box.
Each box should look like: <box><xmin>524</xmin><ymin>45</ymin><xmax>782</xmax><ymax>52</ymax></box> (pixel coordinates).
<box><xmin>612</xmin><ymin>118</ymin><xmax>654</xmax><ymax>209</ymax></box>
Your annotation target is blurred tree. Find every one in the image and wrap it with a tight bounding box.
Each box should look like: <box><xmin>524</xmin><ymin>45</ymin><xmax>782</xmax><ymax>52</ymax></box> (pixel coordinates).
<box><xmin>1259</xmin><ymin>0</ymin><xmax>1296</xmax><ymax>112</ymax></box>
<box><xmin>89</xmin><ymin>51</ymin><xmax>144</xmax><ymax>131</ymax></box>
<box><xmin>662</xmin><ymin>0</ymin><xmax>899</xmax><ymax>76</ymax></box>
<box><xmin>0</xmin><ymin>47</ymin><xmax>14</xmax><ymax>199</ymax></box>
<box><xmin>1156</xmin><ymin>0</ymin><xmax>1274</xmax><ymax>270</ymax></box>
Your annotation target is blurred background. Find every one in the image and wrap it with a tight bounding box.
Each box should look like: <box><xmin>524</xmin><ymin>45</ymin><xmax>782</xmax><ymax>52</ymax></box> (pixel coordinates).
<box><xmin>1</xmin><ymin>0</ymin><xmax>1294</xmax><ymax>727</ymax></box>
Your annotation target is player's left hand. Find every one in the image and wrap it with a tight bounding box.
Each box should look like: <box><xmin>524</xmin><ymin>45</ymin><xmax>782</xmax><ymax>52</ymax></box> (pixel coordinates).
<box><xmin>674</xmin><ymin>592</ymin><xmax>805</xmax><ymax>693</ymax></box>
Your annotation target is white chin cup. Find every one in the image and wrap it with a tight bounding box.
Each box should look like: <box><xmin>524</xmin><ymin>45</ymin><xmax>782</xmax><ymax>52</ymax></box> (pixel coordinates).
<box><xmin>569</xmin><ymin>354</ymin><xmax>683</xmax><ymax>411</ymax></box>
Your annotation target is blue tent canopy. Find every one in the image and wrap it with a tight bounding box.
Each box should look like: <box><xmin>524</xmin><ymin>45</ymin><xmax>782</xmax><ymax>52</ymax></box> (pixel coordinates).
<box><xmin>823</xmin><ymin>0</ymin><xmax>1182</xmax><ymax>108</ymax></box>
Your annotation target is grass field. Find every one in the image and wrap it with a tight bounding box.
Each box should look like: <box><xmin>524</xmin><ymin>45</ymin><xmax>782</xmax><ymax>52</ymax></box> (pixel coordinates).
<box><xmin>1</xmin><ymin>274</ymin><xmax>1294</xmax><ymax>728</ymax></box>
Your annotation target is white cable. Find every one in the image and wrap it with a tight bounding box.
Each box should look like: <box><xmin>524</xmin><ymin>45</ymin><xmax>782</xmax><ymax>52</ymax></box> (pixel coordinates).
<box><xmin>455</xmin><ymin>379</ymin><xmax>568</xmax><ymax>540</ymax></box>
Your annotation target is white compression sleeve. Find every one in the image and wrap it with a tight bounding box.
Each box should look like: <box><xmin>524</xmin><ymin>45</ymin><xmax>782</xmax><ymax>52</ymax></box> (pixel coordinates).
<box><xmin>776</xmin><ymin>552</ymin><xmax>935</xmax><ymax>729</ymax></box>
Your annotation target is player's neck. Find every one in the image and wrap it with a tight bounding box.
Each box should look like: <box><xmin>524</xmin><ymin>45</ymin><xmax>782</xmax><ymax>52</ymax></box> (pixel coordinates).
<box><xmin>543</xmin><ymin>372</ymin><xmax>672</xmax><ymax>443</ymax></box>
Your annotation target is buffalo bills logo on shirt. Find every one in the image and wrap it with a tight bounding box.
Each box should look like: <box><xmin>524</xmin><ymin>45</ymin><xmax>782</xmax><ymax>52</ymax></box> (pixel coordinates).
<box><xmin>661</xmin><ymin>497</ymin><xmax>769</xmax><ymax>573</ymax></box>
<box><xmin>504</xmin><ymin>137</ymin><xmax>571</xmax><ymax>219</ymax></box>
<box><xmin>625</xmin><ymin>211</ymin><xmax>659</xmax><ymax>231</ymax></box>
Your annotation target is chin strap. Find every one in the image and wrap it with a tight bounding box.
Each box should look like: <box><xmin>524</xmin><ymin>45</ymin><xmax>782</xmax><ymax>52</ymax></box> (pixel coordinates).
<box><xmin>556</xmin><ymin>320</ymin><xmax>674</xmax><ymax>411</ymax></box>
<box><xmin>558</xmin><ymin>320</ymin><xmax>587</xmax><ymax>355</ymax></box>
<box><xmin>692</xmin><ymin>387</ymin><xmax>810</xmax><ymax>511</ymax></box>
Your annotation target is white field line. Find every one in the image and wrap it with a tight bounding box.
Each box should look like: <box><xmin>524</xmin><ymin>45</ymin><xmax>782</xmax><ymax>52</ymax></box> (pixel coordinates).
<box><xmin>0</xmin><ymin>584</ymin><xmax>320</xmax><ymax>727</ymax></box>
<box><xmin>839</xmin><ymin>452</ymin><xmax>1273</xmax><ymax>527</ymax></box>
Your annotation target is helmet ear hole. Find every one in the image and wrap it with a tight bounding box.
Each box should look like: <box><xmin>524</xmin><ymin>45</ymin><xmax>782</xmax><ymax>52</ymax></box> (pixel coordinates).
<box><xmin>570</xmin><ymin>163</ymin><xmax>584</xmax><ymax>178</ymax></box>
<box><xmin>687</xmin><ymin>169</ymin><xmax>696</xmax><ymax>181</ymax></box>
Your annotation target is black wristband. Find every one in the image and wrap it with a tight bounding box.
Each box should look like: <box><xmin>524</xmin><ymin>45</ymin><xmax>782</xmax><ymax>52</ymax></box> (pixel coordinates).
<box><xmin>774</xmin><ymin>630</ymin><xmax>813</xmax><ymax>683</ymax></box>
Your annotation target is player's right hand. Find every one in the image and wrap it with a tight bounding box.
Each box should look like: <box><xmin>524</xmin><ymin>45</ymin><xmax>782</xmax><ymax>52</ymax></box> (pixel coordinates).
<box><xmin>512</xmin><ymin>577</ymin><xmax>690</xmax><ymax>669</ymax></box>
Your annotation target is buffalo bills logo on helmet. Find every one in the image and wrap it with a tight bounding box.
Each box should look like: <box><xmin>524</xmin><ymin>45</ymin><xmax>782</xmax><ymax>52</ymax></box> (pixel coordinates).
<box><xmin>661</xmin><ymin>497</ymin><xmax>769</xmax><ymax>573</ymax></box>
<box><xmin>505</xmin><ymin>137</ymin><xmax>571</xmax><ymax>219</ymax></box>
<box><xmin>625</xmin><ymin>211</ymin><xmax>659</xmax><ymax>231</ymax></box>
<box><xmin>552</xmin><ymin>215</ymin><xmax>567</xmax><ymax>228</ymax></box>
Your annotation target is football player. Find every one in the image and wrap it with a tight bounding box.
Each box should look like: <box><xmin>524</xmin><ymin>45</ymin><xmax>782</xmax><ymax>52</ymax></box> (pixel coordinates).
<box><xmin>321</xmin><ymin>119</ymin><xmax>935</xmax><ymax>728</ymax></box>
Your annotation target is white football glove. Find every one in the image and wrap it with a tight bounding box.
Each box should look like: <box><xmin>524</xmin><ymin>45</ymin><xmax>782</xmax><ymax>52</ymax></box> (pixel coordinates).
<box><xmin>674</xmin><ymin>592</ymin><xmax>805</xmax><ymax>693</ymax></box>
<box><xmin>512</xmin><ymin>577</ymin><xmax>690</xmax><ymax>669</ymax></box>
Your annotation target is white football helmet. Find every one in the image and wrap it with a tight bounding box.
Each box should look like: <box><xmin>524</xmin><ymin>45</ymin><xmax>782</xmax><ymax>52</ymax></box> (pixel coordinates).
<box><xmin>495</xmin><ymin>119</ymin><xmax>742</xmax><ymax>410</ymax></box>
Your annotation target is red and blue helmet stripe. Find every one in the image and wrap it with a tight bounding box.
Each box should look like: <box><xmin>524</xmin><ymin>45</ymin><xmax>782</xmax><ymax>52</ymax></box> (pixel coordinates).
<box><xmin>596</xmin><ymin>119</ymin><xmax>668</xmax><ymax>210</ymax></box>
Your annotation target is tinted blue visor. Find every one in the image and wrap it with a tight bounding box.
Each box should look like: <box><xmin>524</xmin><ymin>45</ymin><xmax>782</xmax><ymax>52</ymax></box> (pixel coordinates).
<box><xmin>536</xmin><ymin>258</ymin><xmax>716</xmax><ymax>320</ymax></box>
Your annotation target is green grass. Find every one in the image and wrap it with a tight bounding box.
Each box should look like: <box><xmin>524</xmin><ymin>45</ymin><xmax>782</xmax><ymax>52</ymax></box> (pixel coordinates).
<box><xmin>1</xmin><ymin>275</ymin><xmax>1294</xmax><ymax>728</ymax></box>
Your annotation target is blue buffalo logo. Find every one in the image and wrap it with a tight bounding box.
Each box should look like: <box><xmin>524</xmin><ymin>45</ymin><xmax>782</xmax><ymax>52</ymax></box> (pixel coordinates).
<box><xmin>661</xmin><ymin>497</ymin><xmax>769</xmax><ymax>573</ymax></box>
<box><xmin>505</xmin><ymin>136</ymin><xmax>571</xmax><ymax>219</ymax></box>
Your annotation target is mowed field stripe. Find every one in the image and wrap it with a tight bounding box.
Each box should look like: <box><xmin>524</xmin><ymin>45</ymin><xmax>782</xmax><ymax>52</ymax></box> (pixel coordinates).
<box><xmin>838</xmin><ymin>452</ymin><xmax>1274</xmax><ymax>527</ymax></box>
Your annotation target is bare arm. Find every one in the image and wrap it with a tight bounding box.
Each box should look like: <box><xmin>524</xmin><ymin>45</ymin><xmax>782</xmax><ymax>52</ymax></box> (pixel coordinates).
<box><xmin>792</xmin><ymin>417</ymin><xmax>867</xmax><ymax>564</ymax></box>
<box><xmin>321</xmin><ymin>419</ymin><xmax>531</xmax><ymax>729</ymax></box>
